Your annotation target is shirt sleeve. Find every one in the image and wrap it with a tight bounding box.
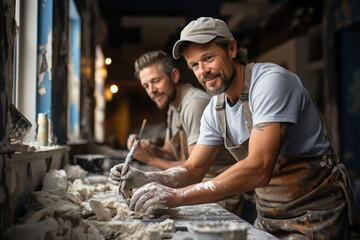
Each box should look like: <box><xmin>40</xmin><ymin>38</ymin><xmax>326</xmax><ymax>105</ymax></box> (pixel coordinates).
<box><xmin>181</xmin><ymin>97</ymin><xmax>210</xmax><ymax>146</ymax></box>
<box><xmin>197</xmin><ymin>97</ymin><xmax>224</xmax><ymax>145</ymax></box>
<box><xmin>250</xmin><ymin>71</ymin><xmax>302</xmax><ymax>126</ymax></box>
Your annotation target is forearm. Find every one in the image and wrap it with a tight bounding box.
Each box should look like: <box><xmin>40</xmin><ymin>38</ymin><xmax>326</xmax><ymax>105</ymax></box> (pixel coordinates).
<box><xmin>173</xmin><ymin>123</ymin><xmax>284</xmax><ymax>207</ymax></box>
<box><xmin>148</xmin><ymin>144</ymin><xmax>176</xmax><ymax>161</ymax></box>
<box><xmin>143</xmin><ymin>164</ymin><xmax>201</xmax><ymax>188</ymax></box>
<box><xmin>147</xmin><ymin>156</ymin><xmax>186</xmax><ymax>170</ymax></box>
<box><xmin>144</xmin><ymin>145</ymin><xmax>220</xmax><ymax>189</ymax></box>
<box><xmin>134</xmin><ymin>140</ymin><xmax>177</xmax><ymax>167</ymax></box>
<box><xmin>174</xmin><ymin>159</ymin><xmax>269</xmax><ymax>207</ymax></box>
<box><xmin>144</xmin><ymin>143</ymin><xmax>185</xmax><ymax>170</ymax></box>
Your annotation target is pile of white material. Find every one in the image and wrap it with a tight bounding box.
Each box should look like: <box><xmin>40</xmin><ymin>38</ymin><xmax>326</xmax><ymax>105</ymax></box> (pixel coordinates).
<box><xmin>91</xmin><ymin>219</ymin><xmax>175</xmax><ymax>239</ymax></box>
<box><xmin>4</xmin><ymin>165</ymin><xmax>176</xmax><ymax>240</ymax></box>
<box><xmin>64</xmin><ymin>164</ymin><xmax>87</xmax><ymax>181</ymax></box>
<box><xmin>41</xmin><ymin>169</ymin><xmax>68</xmax><ymax>195</ymax></box>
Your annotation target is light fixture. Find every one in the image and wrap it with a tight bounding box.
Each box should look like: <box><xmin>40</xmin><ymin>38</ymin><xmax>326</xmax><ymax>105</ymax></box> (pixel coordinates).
<box><xmin>110</xmin><ymin>84</ymin><xmax>118</xmax><ymax>93</ymax></box>
<box><xmin>105</xmin><ymin>57</ymin><xmax>112</xmax><ymax>65</ymax></box>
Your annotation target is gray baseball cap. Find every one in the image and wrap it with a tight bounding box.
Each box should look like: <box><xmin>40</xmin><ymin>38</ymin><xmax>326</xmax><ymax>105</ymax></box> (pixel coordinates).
<box><xmin>172</xmin><ymin>17</ymin><xmax>233</xmax><ymax>59</ymax></box>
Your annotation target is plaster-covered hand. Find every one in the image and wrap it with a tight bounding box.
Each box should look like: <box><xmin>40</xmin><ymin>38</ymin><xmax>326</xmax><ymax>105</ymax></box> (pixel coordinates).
<box><xmin>129</xmin><ymin>182</ymin><xmax>180</xmax><ymax>212</ymax></box>
<box><xmin>107</xmin><ymin>164</ymin><xmax>149</xmax><ymax>189</ymax></box>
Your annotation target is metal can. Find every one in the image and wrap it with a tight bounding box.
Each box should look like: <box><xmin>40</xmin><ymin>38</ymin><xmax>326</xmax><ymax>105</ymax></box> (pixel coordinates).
<box><xmin>37</xmin><ymin>113</ymin><xmax>48</xmax><ymax>146</ymax></box>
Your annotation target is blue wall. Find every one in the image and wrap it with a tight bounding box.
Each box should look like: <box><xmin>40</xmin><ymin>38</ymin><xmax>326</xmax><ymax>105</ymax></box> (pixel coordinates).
<box><xmin>69</xmin><ymin>0</ymin><xmax>81</xmax><ymax>138</ymax></box>
<box><xmin>37</xmin><ymin>0</ymin><xmax>53</xmax><ymax>119</ymax></box>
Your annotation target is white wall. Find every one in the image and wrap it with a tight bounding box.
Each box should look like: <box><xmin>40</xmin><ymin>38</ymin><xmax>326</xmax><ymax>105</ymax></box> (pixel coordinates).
<box><xmin>17</xmin><ymin>0</ymin><xmax>38</xmax><ymax>143</ymax></box>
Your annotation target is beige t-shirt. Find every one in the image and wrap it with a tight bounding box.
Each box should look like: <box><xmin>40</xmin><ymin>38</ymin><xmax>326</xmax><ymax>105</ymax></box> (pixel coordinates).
<box><xmin>166</xmin><ymin>84</ymin><xmax>210</xmax><ymax>146</ymax></box>
<box><xmin>166</xmin><ymin>84</ymin><xmax>237</xmax><ymax>175</ymax></box>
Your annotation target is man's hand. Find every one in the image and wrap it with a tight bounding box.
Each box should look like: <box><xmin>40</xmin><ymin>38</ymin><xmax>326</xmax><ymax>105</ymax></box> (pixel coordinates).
<box><xmin>108</xmin><ymin>164</ymin><xmax>149</xmax><ymax>189</ymax></box>
<box><xmin>127</xmin><ymin>134</ymin><xmax>154</xmax><ymax>164</ymax></box>
<box><xmin>126</xmin><ymin>134</ymin><xmax>138</xmax><ymax>150</ymax></box>
<box><xmin>129</xmin><ymin>182</ymin><xmax>180</xmax><ymax>212</ymax></box>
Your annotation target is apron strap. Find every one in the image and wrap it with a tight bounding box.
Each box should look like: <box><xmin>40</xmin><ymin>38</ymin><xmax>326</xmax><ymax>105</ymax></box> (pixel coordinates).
<box><xmin>169</xmin><ymin>85</ymin><xmax>192</xmax><ymax>137</ymax></box>
<box><xmin>168</xmin><ymin>85</ymin><xmax>192</xmax><ymax>161</ymax></box>
<box><xmin>309</xmin><ymin>96</ymin><xmax>336</xmax><ymax>155</ymax></box>
<box><xmin>216</xmin><ymin>63</ymin><xmax>255</xmax><ymax>147</ymax></box>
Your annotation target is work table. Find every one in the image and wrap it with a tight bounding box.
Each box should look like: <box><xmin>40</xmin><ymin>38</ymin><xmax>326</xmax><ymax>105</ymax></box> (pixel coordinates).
<box><xmin>3</xmin><ymin>165</ymin><xmax>278</xmax><ymax>240</ymax></box>
<box><xmin>143</xmin><ymin>203</ymin><xmax>278</xmax><ymax>240</ymax></box>
<box><xmin>87</xmin><ymin>171</ymin><xmax>278</xmax><ymax>239</ymax></box>
<box><xmin>92</xmin><ymin>192</ymin><xmax>278</xmax><ymax>239</ymax></box>
<box><xmin>99</xmin><ymin>161</ymin><xmax>278</xmax><ymax>239</ymax></box>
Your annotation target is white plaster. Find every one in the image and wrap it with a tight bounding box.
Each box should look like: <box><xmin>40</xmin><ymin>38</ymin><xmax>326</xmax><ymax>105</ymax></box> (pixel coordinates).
<box><xmin>184</xmin><ymin>180</ymin><xmax>217</xmax><ymax>196</ymax></box>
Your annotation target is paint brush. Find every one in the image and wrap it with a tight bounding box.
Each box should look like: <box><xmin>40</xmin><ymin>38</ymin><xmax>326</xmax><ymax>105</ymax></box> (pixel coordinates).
<box><xmin>138</xmin><ymin>119</ymin><xmax>147</xmax><ymax>140</ymax></box>
<box><xmin>121</xmin><ymin>118</ymin><xmax>147</xmax><ymax>175</ymax></box>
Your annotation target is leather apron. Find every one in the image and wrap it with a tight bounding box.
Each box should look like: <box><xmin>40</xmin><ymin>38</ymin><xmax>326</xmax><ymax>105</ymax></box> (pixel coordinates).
<box><xmin>216</xmin><ymin>63</ymin><xmax>359</xmax><ymax>239</ymax></box>
<box><xmin>166</xmin><ymin>85</ymin><xmax>248</xmax><ymax>218</ymax></box>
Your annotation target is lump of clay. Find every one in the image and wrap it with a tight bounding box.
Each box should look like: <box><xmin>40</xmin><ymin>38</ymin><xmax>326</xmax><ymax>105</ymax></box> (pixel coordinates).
<box><xmin>64</xmin><ymin>164</ymin><xmax>87</xmax><ymax>182</ymax></box>
<box><xmin>67</xmin><ymin>179</ymin><xmax>95</xmax><ymax>201</ymax></box>
<box><xmin>147</xmin><ymin>219</ymin><xmax>175</xmax><ymax>239</ymax></box>
<box><xmin>144</xmin><ymin>204</ymin><xmax>180</xmax><ymax>219</ymax></box>
<box><xmin>89</xmin><ymin>199</ymin><xmax>112</xmax><ymax>221</ymax></box>
<box><xmin>90</xmin><ymin>219</ymin><xmax>175</xmax><ymax>240</ymax></box>
<box><xmin>42</xmin><ymin>169</ymin><xmax>67</xmax><ymax>196</ymax></box>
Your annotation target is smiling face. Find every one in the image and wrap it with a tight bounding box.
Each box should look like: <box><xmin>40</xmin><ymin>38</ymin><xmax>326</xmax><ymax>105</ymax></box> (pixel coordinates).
<box><xmin>139</xmin><ymin>62</ymin><xmax>176</xmax><ymax>110</ymax></box>
<box><xmin>184</xmin><ymin>41</ymin><xmax>237</xmax><ymax>95</ymax></box>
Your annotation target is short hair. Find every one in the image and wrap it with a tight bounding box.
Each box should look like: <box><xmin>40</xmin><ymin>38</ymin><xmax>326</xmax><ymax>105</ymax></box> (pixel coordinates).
<box><xmin>179</xmin><ymin>37</ymin><xmax>249</xmax><ymax>65</ymax></box>
<box><xmin>134</xmin><ymin>50</ymin><xmax>177</xmax><ymax>81</ymax></box>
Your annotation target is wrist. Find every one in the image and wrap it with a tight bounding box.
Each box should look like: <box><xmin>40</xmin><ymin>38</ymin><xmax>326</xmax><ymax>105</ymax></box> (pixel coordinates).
<box><xmin>145</xmin><ymin>155</ymin><xmax>154</xmax><ymax>165</ymax></box>
<box><xmin>174</xmin><ymin>188</ymin><xmax>186</xmax><ymax>207</ymax></box>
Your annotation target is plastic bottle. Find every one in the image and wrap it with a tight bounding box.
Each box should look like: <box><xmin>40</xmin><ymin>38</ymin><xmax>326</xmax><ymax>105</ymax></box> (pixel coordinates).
<box><xmin>37</xmin><ymin>113</ymin><xmax>48</xmax><ymax>146</ymax></box>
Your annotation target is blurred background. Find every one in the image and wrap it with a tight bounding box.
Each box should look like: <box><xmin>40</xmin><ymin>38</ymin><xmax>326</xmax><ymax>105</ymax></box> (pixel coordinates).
<box><xmin>1</xmin><ymin>0</ymin><xmax>360</xmax><ymax>169</ymax></box>
<box><xmin>99</xmin><ymin>0</ymin><xmax>327</xmax><ymax>149</ymax></box>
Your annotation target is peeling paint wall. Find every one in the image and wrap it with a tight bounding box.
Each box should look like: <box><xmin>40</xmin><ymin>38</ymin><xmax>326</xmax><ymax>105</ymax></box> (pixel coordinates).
<box><xmin>37</xmin><ymin>0</ymin><xmax>53</xmax><ymax>115</ymax></box>
<box><xmin>68</xmin><ymin>0</ymin><xmax>81</xmax><ymax>142</ymax></box>
<box><xmin>37</xmin><ymin>0</ymin><xmax>53</xmax><ymax>146</ymax></box>
<box><xmin>1</xmin><ymin>0</ymin><xmax>15</xmax><ymax>231</ymax></box>
<box><xmin>76</xmin><ymin>0</ymin><xmax>107</xmax><ymax>142</ymax></box>
<box><xmin>0</xmin><ymin>0</ymin><xmax>15</xmax><ymax>153</ymax></box>
<box><xmin>1</xmin><ymin>0</ymin><xmax>107</xmax><ymax>232</ymax></box>
<box><xmin>51</xmin><ymin>0</ymin><xmax>69</xmax><ymax>145</ymax></box>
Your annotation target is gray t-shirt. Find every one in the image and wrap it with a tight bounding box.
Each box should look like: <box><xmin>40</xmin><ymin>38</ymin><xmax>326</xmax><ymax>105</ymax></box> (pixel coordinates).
<box><xmin>167</xmin><ymin>84</ymin><xmax>211</xmax><ymax>146</ymax></box>
<box><xmin>198</xmin><ymin>63</ymin><xmax>331</xmax><ymax>155</ymax></box>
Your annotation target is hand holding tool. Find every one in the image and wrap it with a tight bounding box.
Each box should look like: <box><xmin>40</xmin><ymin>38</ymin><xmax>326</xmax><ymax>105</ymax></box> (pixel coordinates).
<box><xmin>117</xmin><ymin>119</ymin><xmax>147</xmax><ymax>204</ymax></box>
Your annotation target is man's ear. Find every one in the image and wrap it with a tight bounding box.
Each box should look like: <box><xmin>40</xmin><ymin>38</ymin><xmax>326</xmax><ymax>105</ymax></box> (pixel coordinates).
<box><xmin>229</xmin><ymin>39</ymin><xmax>237</xmax><ymax>59</ymax></box>
<box><xmin>171</xmin><ymin>68</ymin><xmax>180</xmax><ymax>84</ymax></box>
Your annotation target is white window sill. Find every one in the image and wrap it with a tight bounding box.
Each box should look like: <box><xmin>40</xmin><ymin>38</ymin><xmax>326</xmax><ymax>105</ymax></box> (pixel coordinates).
<box><xmin>7</xmin><ymin>145</ymin><xmax>70</xmax><ymax>168</ymax></box>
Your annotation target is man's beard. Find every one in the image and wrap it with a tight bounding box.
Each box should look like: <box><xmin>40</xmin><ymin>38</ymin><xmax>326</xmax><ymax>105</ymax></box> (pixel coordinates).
<box><xmin>202</xmin><ymin>67</ymin><xmax>236</xmax><ymax>96</ymax></box>
<box><xmin>154</xmin><ymin>85</ymin><xmax>176</xmax><ymax>110</ymax></box>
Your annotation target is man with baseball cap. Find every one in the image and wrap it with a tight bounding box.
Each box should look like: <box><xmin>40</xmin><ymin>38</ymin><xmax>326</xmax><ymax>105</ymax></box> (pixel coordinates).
<box><xmin>109</xmin><ymin>17</ymin><xmax>359</xmax><ymax>239</ymax></box>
